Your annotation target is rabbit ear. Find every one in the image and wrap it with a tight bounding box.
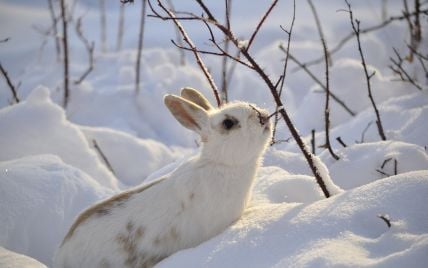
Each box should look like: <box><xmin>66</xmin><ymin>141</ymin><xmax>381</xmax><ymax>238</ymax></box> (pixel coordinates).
<box><xmin>180</xmin><ymin>87</ymin><xmax>213</xmax><ymax>111</ymax></box>
<box><xmin>164</xmin><ymin>94</ymin><xmax>209</xmax><ymax>135</ymax></box>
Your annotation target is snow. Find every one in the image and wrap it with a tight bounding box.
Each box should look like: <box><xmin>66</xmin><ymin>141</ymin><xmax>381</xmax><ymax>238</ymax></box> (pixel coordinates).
<box><xmin>1</xmin><ymin>0</ymin><xmax>428</xmax><ymax>267</ymax></box>
<box><xmin>0</xmin><ymin>155</ymin><xmax>114</xmax><ymax>266</ymax></box>
<box><xmin>0</xmin><ymin>246</ymin><xmax>47</xmax><ymax>268</ymax></box>
<box><xmin>158</xmin><ymin>171</ymin><xmax>428</xmax><ymax>267</ymax></box>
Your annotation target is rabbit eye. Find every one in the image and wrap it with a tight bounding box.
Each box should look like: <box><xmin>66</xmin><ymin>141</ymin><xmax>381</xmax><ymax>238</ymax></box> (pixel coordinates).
<box><xmin>222</xmin><ymin>118</ymin><xmax>235</xmax><ymax>130</ymax></box>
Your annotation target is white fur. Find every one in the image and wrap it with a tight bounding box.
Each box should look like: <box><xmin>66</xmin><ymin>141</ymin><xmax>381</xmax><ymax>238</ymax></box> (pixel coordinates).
<box><xmin>54</xmin><ymin>88</ymin><xmax>272</xmax><ymax>268</ymax></box>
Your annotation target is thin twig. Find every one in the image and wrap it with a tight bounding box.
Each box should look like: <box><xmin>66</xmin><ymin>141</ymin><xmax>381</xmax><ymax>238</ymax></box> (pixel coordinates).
<box><xmin>345</xmin><ymin>0</ymin><xmax>387</xmax><ymax>141</ymax></box>
<box><xmin>378</xmin><ymin>214</ymin><xmax>392</xmax><ymax>228</ymax></box>
<box><xmin>166</xmin><ymin>0</ymin><xmax>186</xmax><ymax>65</ymax></box>
<box><xmin>336</xmin><ymin>136</ymin><xmax>347</xmax><ymax>147</ymax></box>
<box><xmin>149</xmin><ymin>0</ymin><xmax>221</xmax><ymax>107</ymax></box>
<box><xmin>389</xmin><ymin>47</ymin><xmax>423</xmax><ymax>90</ymax></box>
<box><xmin>60</xmin><ymin>0</ymin><xmax>70</xmax><ymax>108</ymax></box>
<box><xmin>221</xmin><ymin>0</ymin><xmax>232</xmax><ymax>103</ymax></box>
<box><xmin>381</xmin><ymin>157</ymin><xmax>393</xmax><ymax>169</ymax></box>
<box><xmin>394</xmin><ymin>158</ymin><xmax>398</xmax><ymax>175</ymax></box>
<box><xmin>74</xmin><ymin>17</ymin><xmax>95</xmax><ymax>85</ymax></box>
<box><xmin>294</xmin><ymin>7</ymin><xmax>428</xmax><ymax>71</ymax></box>
<box><xmin>376</xmin><ymin>169</ymin><xmax>391</xmax><ymax>177</ymax></box>
<box><xmin>279</xmin><ymin>45</ymin><xmax>356</xmax><ymax>117</ymax></box>
<box><xmin>0</xmin><ymin>62</ymin><xmax>20</xmax><ymax>103</ymax></box>
<box><xmin>92</xmin><ymin>139</ymin><xmax>116</xmax><ymax>175</ymax></box>
<box><xmin>308</xmin><ymin>0</ymin><xmax>339</xmax><ymax>160</ymax></box>
<box><xmin>47</xmin><ymin>0</ymin><xmax>61</xmax><ymax>61</ymax></box>
<box><xmin>116</xmin><ymin>3</ymin><xmax>125</xmax><ymax>51</ymax></box>
<box><xmin>311</xmin><ymin>129</ymin><xmax>316</xmax><ymax>154</ymax></box>
<box><xmin>357</xmin><ymin>121</ymin><xmax>373</xmax><ymax>143</ymax></box>
<box><xmin>246</xmin><ymin>0</ymin><xmax>279</xmax><ymax>51</ymax></box>
<box><xmin>135</xmin><ymin>0</ymin><xmax>148</xmax><ymax>94</ymax></box>
<box><xmin>272</xmin><ymin>0</ymin><xmax>296</xmax><ymax>146</ymax></box>
<box><xmin>99</xmin><ymin>0</ymin><xmax>107</xmax><ymax>53</ymax></box>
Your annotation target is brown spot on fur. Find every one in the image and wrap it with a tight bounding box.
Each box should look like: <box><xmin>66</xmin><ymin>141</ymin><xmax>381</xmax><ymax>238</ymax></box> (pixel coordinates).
<box><xmin>170</xmin><ymin>227</ymin><xmax>179</xmax><ymax>241</ymax></box>
<box><xmin>136</xmin><ymin>226</ymin><xmax>145</xmax><ymax>239</ymax></box>
<box><xmin>116</xmin><ymin>222</ymin><xmax>148</xmax><ymax>267</ymax></box>
<box><xmin>152</xmin><ymin>227</ymin><xmax>180</xmax><ymax>247</ymax></box>
<box><xmin>61</xmin><ymin>178</ymin><xmax>165</xmax><ymax>246</ymax></box>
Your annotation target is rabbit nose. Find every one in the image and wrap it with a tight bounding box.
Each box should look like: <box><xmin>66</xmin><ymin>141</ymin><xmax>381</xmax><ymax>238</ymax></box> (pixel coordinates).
<box><xmin>260</xmin><ymin>114</ymin><xmax>269</xmax><ymax>125</ymax></box>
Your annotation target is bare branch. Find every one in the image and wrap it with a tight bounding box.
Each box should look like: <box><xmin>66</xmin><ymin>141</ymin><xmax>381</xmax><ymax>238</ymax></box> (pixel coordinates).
<box><xmin>356</xmin><ymin>121</ymin><xmax>373</xmax><ymax>143</ymax></box>
<box><xmin>336</xmin><ymin>136</ymin><xmax>347</xmax><ymax>147</ymax></box>
<box><xmin>378</xmin><ymin>214</ymin><xmax>392</xmax><ymax>228</ymax></box>
<box><xmin>150</xmin><ymin>0</ymin><xmax>221</xmax><ymax>107</ymax></box>
<box><xmin>389</xmin><ymin>47</ymin><xmax>423</xmax><ymax>90</ymax></box>
<box><xmin>272</xmin><ymin>0</ymin><xmax>295</xmax><ymax>146</ymax></box>
<box><xmin>345</xmin><ymin>0</ymin><xmax>387</xmax><ymax>141</ymax></box>
<box><xmin>221</xmin><ymin>0</ymin><xmax>232</xmax><ymax>103</ymax></box>
<box><xmin>135</xmin><ymin>0</ymin><xmax>148</xmax><ymax>94</ymax></box>
<box><xmin>311</xmin><ymin>129</ymin><xmax>316</xmax><ymax>154</ymax></box>
<box><xmin>92</xmin><ymin>139</ymin><xmax>116</xmax><ymax>176</ymax></box>
<box><xmin>99</xmin><ymin>0</ymin><xmax>107</xmax><ymax>53</ymax></box>
<box><xmin>47</xmin><ymin>0</ymin><xmax>61</xmax><ymax>61</ymax></box>
<box><xmin>0</xmin><ymin>62</ymin><xmax>20</xmax><ymax>104</ymax></box>
<box><xmin>295</xmin><ymin>6</ymin><xmax>428</xmax><ymax>70</ymax></box>
<box><xmin>308</xmin><ymin>0</ymin><xmax>339</xmax><ymax>160</ymax></box>
<box><xmin>60</xmin><ymin>0</ymin><xmax>70</xmax><ymax>108</ymax></box>
<box><xmin>116</xmin><ymin>3</ymin><xmax>125</xmax><ymax>51</ymax></box>
<box><xmin>381</xmin><ymin>157</ymin><xmax>393</xmax><ymax>169</ymax></box>
<box><xmin>0</xmin><ymin>37</ymin><xmax>10</xmax><ymax>43</ymax></box>
<box><xmin>74</xmin><ymin>16</ymin><xmax>95</xmax><ymax>85</ymax></box>
<box><xmin>279</xmin><ymin>45</ymin><xmax>356</xmax><ymax>117</ymax></box>
<box><xmin>166</xmin><ymin>0</ymin><xmax>186</xmax><ymax>65</ymax></box>
<box><xmin>246</xmin><ymin>0</ymin><xmax>279</xmax><ymax>51</ymax></box>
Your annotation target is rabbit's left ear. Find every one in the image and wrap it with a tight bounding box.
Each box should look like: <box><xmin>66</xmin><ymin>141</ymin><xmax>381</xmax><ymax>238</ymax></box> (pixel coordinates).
<box><xmin>164</xmin><ymin>94</ymin><xmax>209</xmax><ymax>136</ymax></box>
<box><xmin>180</xmin><ymin>87</ymin><xmax>213</xmax><ymax>111</ymax></box>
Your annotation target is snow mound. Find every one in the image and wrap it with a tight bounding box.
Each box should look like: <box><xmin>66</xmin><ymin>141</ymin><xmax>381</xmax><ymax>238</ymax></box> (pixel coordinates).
<box><xmin>0</xmin><ymin>247</ymin><xmax>46</xmax><ymax>268</ymax></box>
<box><xmin>253</xmin><ymin>166</ymin><xmax>325</xmax><ymax>204</ymax></box>
<box><xmin>81</xmin><ymin>126</ymin><xmax>189</xmax><ymax>187</ymax></box>
<box><xmin>158</xmin><ymin>170</ymin><xmax>428</xmax><ymax>267</ymax></box>
<box><xmin>0</xmin><ymin>87</ymin><xmax>118</xmax><ymax>189</ymax></box>
<box><xmin>322</xmin><ymin>141</ymin><xmax>428</xmax><ymax>189</ymax></box>
<box><xmin>0</xmin><ymin>155</ymin><xmax>114</xmax><ymax>266</ymax></box>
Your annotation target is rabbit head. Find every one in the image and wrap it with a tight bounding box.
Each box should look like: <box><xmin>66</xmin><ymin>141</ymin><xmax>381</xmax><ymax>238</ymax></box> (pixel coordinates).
<box><xmin>165</xmin><ymin>87</ymin><xmax>272</xmax><ymax>165</ymax></box>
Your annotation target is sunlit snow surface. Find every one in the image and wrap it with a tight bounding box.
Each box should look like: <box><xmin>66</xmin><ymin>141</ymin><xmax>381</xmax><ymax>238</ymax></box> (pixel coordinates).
<box><xmin>0</xmin><ymin>0</ymin><xmax>427</xmax><ymax>267</ymax></box>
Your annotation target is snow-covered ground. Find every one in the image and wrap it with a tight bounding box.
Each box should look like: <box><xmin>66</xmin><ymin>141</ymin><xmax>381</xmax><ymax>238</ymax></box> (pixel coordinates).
<box><xmin>1</xmin><ymin>0</ymin><xmax>427</xmax><ymax>267</ymax></box>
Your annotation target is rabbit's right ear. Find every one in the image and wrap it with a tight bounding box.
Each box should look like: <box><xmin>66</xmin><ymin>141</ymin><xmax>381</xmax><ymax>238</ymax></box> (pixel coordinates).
<box><xmin>180</xmin><ymin>87</ymin><xmax>213</xmax><ymax>111</ymax></box>
<box><xmin>164</xmin><ymin>94</ymin><xmax>209</xmax><ymax>135</ymax></box>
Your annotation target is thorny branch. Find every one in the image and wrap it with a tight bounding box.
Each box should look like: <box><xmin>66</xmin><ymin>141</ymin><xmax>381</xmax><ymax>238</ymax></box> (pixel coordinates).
<box><xmin>345</xmin><ymin>0</ymin><xmax>387</xmax><ymax>141</ymax></box>
<box><xmin>74</xmin><ymin>17</ymin><xmax>95</xmax><ymax>85</ymax></box>
<box><xmin>149</xmin><ymin>0</ymin><xmax>332</xmax><ymax>198</ymax></box>
<box><xmin>0</xmin><ymin>62</ymin><xmax>20</xmax><ymax>104</ymax></box>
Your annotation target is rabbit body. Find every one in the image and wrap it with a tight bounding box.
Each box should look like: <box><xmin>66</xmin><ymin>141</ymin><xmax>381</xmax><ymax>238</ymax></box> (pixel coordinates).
<box><xmin>54</xmin><ymin>88</ymin><xmax>272</xmax><ymax>268</ymax></box>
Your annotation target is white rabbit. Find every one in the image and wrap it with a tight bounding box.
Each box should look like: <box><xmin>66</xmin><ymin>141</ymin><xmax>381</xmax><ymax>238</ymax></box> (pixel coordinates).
<box><xmin>54</xmin><ymin>87</ymin><xmax>272</xmax><ymax>268</ymax></box>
